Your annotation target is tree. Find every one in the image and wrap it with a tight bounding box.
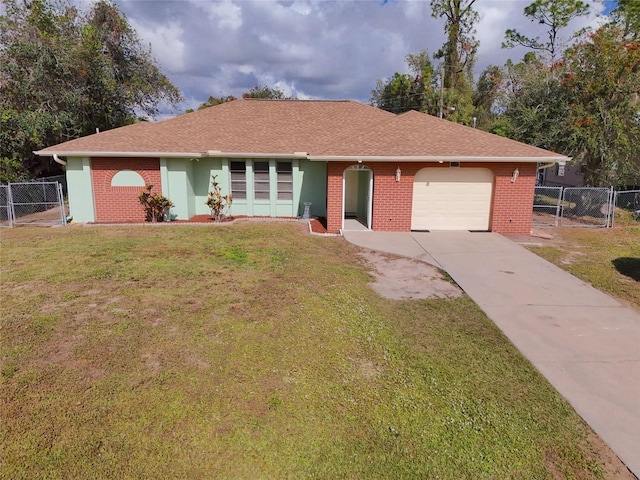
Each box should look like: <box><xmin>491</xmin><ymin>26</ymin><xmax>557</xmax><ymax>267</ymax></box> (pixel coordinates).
<box><xmin>472</xmin><ymin>65</ymin><xmax>504</xmax><ymax>130</ymax></box>
<box><xmin>560</xmin><ymin>26</ymin><xmax>640</xmax><ymax>186</ymax></box>
<box><xmin>609</xmin><ymin>0</ymin><xmax>640</xmax><ymax>41</ymax></box>
<box><xmin>370</xmin><ymin>50</ymin><xmax>438</xmax><ymax>115</ymax></box>
<box><xmin>498</xmin><ymin>23</ymin><xmax>640</xmax><ymax>187</ymax></box>
<box><xmin>500</xmin><ymin>55</ymin><xmax>569</xmax><ymax>149</ymax></box>
<box><xmin>242</xmin><ymin>85</ymin><xmax>292</xmax><ymax>99</ymax></box>
<box><xmin>430</xmin><ymin>0</ymin><xmax>479</xmax><ymax>124</ymax></box>
<box><xmin>0</xmin><ymin>0</ymin><xmax>183</xmax><ymax>181</ymax></box>
<box><xmin>186</xmin><ymin>95</ymin><xmax>236</xmax><ymax>113</ymax></box>
<box><xmin>503</xmin><ymin>0</ymin><xmax>590</xmax><ymax>63</ymax></box>
<box><xmin>431</xmin><ymin>0</ymin><xmax>478</xmax><ymax>90</ymax></box>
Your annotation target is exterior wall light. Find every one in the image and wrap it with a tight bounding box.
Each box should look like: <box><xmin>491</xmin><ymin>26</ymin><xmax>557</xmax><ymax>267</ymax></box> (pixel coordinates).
<box><xmin>511</xmin><ymin>168</ymin><xmax>520</xmax><ymax>183</ymax></box>
<box><xmin>395</xmin><ymin>167</ymin><xmax>401</xmax><ymax>182</ymax></box>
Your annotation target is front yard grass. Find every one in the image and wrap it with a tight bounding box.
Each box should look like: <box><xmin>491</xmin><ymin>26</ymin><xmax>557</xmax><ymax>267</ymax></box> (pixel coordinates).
<box><xmin>0</xmin><ymin>223</ymin><xmax>631</xmax><ymax>479</ymax></box>
<box><xmin>528</xmin><ymin>219</ymin><xmax>640</xmax><ymax>310</ymax></box>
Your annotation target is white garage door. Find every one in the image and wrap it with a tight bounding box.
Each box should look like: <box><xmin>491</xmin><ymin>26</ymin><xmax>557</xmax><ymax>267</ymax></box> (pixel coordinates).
<box><xmin>412</xmin><ymin>167</ymin><xmax>493</xmax><ymax>231</ymax></box>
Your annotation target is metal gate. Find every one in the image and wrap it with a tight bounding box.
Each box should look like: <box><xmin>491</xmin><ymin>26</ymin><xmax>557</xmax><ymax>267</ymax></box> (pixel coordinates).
<box><xmin>5</xmin><ymin>182</ymin><xmax>67</xmax><ymax>227</ymax></box>
<box><xmin>533</xmin><ymin>186</ymin><xmax>563</xmax><ymax>226</ymax></box>
<box><xmin>613</xmin><ymin>190</ymin><xmax>640</xmax><ymax>223</ymax></box>
<box><xmin>560</xmin><ymin>187</ymin><xmax>613</xmax><ymax>227</ymax></box>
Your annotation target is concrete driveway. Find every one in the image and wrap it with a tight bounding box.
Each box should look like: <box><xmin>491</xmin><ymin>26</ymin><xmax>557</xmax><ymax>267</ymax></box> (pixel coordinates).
<box><xmin>343</xmin><ymin>230</ymin><xmax>640</xmax><ymax>477</ymax></box>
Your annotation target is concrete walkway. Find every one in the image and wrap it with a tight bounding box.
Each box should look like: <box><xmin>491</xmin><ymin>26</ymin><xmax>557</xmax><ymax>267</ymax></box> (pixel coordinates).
<box><xmin>344</xmin><ymin>230</ymin><xmax>640</xmax><ymax>477</ymax></box>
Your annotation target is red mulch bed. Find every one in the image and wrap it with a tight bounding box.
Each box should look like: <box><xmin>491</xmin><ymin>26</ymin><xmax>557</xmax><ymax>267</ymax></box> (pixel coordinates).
<box><xmin>181</xmin><ymin>214</ymin><xmax>240</xmax><ymax>223</ymax></box>
<box><xmin>184</xmin><ymin>215</ymin><xmax>329</xmax><ymax>234</ymax></box>
<box><xmin>309</xmin><ymin>217</ymin><xmax>328</xmax><ymax>234</ymax></box>
<box><xmin>92</xmin><ymin>215</ymin><xmax>330</xmax><ymax>234</ymax></box>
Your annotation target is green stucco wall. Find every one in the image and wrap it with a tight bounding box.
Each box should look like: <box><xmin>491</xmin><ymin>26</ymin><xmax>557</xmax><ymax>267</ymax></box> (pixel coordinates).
<box><xmin>66</xmin><ymin>157</ymin><xmax>95</xmax><ymax>222</ymax></box>
<box><xmin>298</xmin><ymin>161</ymin><xmax>327</xmax><ymax>218</ymax></box>
<box><xmin>162</xmin><ymin>158</ymin><xmax>195</xmax><ymax>220</ymax></box>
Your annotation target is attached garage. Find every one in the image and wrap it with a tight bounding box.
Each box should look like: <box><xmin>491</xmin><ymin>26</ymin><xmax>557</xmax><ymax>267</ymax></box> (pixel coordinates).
<box><xmin>411</xmin><ymin>167</ymin><xmax>493</xmax><ymax>231</ymax></box>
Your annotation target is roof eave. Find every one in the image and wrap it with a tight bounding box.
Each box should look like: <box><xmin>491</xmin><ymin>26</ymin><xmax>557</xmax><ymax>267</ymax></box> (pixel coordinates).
<box><xmin>34</xmin><ymin>150</ymin><xmax>311</xmax><ymax>159</ymax></box>
<box><xmin>307</xmin><ymin>155</ymin><xmax>570</xmax><ymax>163</ymax></box>
<box><xmin>204</xmin><ymin>151</ymin><xmax>309</xmax><ymax>159</ymax></box>
<box><xmin>34</xmin><ymin>150</ymin><xmax>205</xmax><ymax>158</ymax></box>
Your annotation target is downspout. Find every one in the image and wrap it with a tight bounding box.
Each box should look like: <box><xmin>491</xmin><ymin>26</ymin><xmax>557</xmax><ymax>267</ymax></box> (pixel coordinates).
<box><xmin>537</xmin><ymin>161</ymin><xmax>560</xmax><ymax>171</ymax></box>
<box><xmin>537</xmin><ymin>160</ymin><xmax>565</xmax><ymax>185</ymax></box>
<box><xmin>53</xmin><ymin>154</ymin><xmax>67</xmax><ymax>168</ymax></box>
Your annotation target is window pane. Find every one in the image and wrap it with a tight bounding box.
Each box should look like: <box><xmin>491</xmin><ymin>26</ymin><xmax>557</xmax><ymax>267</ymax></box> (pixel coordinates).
<box><xmin>277</xmin><ymin>162</ymin><xmax>292</xmax><ymax>173</ymax></box>
<box><xmin>230</xmin><ymin>162</ymin><xmax>246</xmax><ymax>199</ymax></box>
<box><xmin>253</xmin><ymin>161</ymin><xmax>270</xmax><ymax>200</ymax></box>
<box><xmin>254</xmin><ymin>161</ymin><xmax>269</xmax><ymax>172</ymax></box>
<box><xmin>230</xmin><ymin>161</ymin><xmax>246</xmax><ymax>172</ymax></box>
<box><xmin>277</xmin><ymin>162</ymin><xmax>293</xmax><ymax>201</ymax></box>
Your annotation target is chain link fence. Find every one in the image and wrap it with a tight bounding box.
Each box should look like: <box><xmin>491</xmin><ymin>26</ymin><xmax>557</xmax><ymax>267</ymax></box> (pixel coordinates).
<box><xmin>533</xmin><ymin>186</ymin><xmax>563</xmax><ymax>226</ymax></box>
<box><xmin>560</xmin><ymin>187</ymin><xmax>613</xmax><ymax>227</ymax></box>
<box><xmin>33</xmin><ymin>174</ymin><xmax>67</xmax><ymax>197</ymax></box>
<box><xmin>613</xmin><ymin>190</ymin><xmax>640</xmax><ymax>223</ymax></box>
<box><xmin>1</xmin><ymin>182</ymin><xmax>67</xmax><ymax>227</ymax></box>
<box><xmin>533</xmin><ymin>186</ymin><xmax>638</xmax><ymax>228</ymax></box>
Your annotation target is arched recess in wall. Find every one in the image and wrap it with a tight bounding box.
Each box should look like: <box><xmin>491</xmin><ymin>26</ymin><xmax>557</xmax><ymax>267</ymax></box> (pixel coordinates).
<box><xmin>110</xmin><ymin>169</ymin><xmax>146</xmax><ymax>187</ymax></box>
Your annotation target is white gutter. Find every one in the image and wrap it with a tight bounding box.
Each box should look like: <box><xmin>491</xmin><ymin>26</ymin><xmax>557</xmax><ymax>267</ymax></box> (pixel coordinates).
<box><xmin>36</xmin><ymin>150</ymin><xmax>568</xmax><ymax>164</ymax></box>
<box><xmin>204</xmin><ymin>150</ymin><xmax>309</xmax><ymax>159</ymax></box>
<box><xmin>537</xmin><ymin>159</ymin><xmax>569</xmax><ymax>170</ymax></box>
<box><xmin>52</xmin><ymin>154</ymin><xmax>67</xmax><ymax>166</ymax></box>
<box><xmin>35</xmin><ymin>150</ymin><xmax>311</xmax><ymax>160</ymax></box>
<box><xmin>307</xmin><ymin>155</ymin><xmax>569</xmax><ymax>163</ymax></box>
<box><xmin>35</xmin><ymin>150</ymin><xmax>205</xmax><ymax>158</ymax></box>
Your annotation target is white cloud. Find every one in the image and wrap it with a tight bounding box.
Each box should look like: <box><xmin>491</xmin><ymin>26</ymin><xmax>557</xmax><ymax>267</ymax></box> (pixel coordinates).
<box><xmin>114</xmin><ymin>0</ymin><xmax>611</xmax><ymax>115</ymax></box>
<box><xmin>197</xmin><ymin>0</ymin><xmax>243</xmax><ymax>29</ymax></box>
<box><xmin>129</xmin><ymin>19</ymin><xmax>186</xmax><ymax>73</ymax></box>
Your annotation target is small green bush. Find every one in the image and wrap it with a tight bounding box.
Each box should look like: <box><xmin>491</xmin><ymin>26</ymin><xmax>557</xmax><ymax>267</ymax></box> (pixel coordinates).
<box><xmin>206</xmin><ymin>175</ymin><xmax>232</xmax><ymax>222</ymax></box>
<box><xmin>138</xmin><ymin>184</ymin><xmax>173</xmax><ymax>222</ymax></box>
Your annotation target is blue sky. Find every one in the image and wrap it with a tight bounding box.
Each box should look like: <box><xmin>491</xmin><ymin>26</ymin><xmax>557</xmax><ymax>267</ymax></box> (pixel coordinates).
<box><xmin>109</xmin><ymin>0</ymin><xmax>612</xmax><ymax>115</ymax></box>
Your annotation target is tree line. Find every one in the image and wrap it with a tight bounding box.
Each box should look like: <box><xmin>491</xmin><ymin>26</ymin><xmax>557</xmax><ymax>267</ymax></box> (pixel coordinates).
<box><xmin>0</xmin><ymin>0</ymin><xmax>183</xmax><ymax>182</ymax></box>
<box><xmin>2</xmin><ymin>0</ymin><xmax>638</xmax><ymax>187</ymax></box>
<box><xmin>371</xmin><ymin>0</ymin><xmax>639</xmax><ymax>187</ymax></box>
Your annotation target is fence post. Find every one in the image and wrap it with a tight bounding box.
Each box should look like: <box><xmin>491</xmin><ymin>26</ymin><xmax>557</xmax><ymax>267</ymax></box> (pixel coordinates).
<box><xmin>8</xmin><ymin>183</ymin><xmax>16</xmax><ymax>226</ymax></box>
<box><xmin>607</xmin><ymin>186</ymin><xmax>614</xmax><ymax>228</ymax></box>
<box><xmin>58</xmin><ymin>182</ymin><xmax>67</xmax><ymax>226</ymax></box>
<box><xmin>554</xmin><ymin>187</ymin><xmax>562</xmax><ymax>227</ymax></box>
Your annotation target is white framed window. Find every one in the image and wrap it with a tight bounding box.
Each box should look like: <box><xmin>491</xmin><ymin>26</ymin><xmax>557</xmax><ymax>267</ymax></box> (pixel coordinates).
<box><xmin>277</xmin><ymin>162</ymin><xmax>293</xmax><ymax>201</ymax></box>
<box><xmin>557</xmin><ymin>163</ymin><xmax>565</xmax><ymax>177</ymax></box>
<box><xmin>254</xmin><ymin>161</ymin><xmax>270</xmax><ymax>201</ymax></box>
<box><xmin>230</xmin><ymin>161</ymin><xmax>246</xmax><ymax>200</ymax></box>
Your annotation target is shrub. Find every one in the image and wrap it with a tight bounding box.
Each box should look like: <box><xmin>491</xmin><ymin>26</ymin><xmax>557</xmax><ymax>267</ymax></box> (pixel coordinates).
<box><xmin>138</xmin><ymin>184</ymin><xmax>173</xmax><ymax>222</ymax></box>
<box><xmin>206</xmin><ymin>175</ymin><xmax>233</xmax><ymax>222</ymax></box>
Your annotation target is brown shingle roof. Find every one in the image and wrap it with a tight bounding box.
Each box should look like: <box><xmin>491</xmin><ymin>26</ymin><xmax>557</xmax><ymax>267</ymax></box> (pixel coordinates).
<box><xmin>36</xmin><ymin>99</ymin><xmax>566</xmax><ymax>161</ymax></box>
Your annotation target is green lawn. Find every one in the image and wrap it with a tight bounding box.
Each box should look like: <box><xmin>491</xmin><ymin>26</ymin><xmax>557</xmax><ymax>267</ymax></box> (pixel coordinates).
<box><xmin>528</xmin><ymin>218</ymin><xmax>640</xmax><ymax>310</ymax></box>
<box><xmin>0</xmin><ymin>223</ymin><xmax>628</xmax><ymax>479</ymax></box>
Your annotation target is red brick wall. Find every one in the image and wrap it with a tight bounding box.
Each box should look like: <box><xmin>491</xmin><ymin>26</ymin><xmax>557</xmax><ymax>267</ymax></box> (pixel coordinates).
<box><xmin>326</xmin><ymin>161</ymin><xmax>536</xmax><ymax>235</ymax></box>
<box><xmin>489</xmin><ymin>163</ymin><xmax>536</xmax><ymax>234</ymax></box>
<box><xmin>327</xmin><ymin>162</ymin><xmax>347</xmax><ymax>233</ymax></box>
<box><xmin>91</xmin><ymin>158</ymin><xmax>162</xmax><ymax>222</ymax></box>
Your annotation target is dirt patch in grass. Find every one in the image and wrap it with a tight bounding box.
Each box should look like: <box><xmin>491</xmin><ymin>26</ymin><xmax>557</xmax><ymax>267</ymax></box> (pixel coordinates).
<box><xmin>360</xmin><ymin>251</ymin><xmax>462</xmax><ymax>300</ymax></box>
